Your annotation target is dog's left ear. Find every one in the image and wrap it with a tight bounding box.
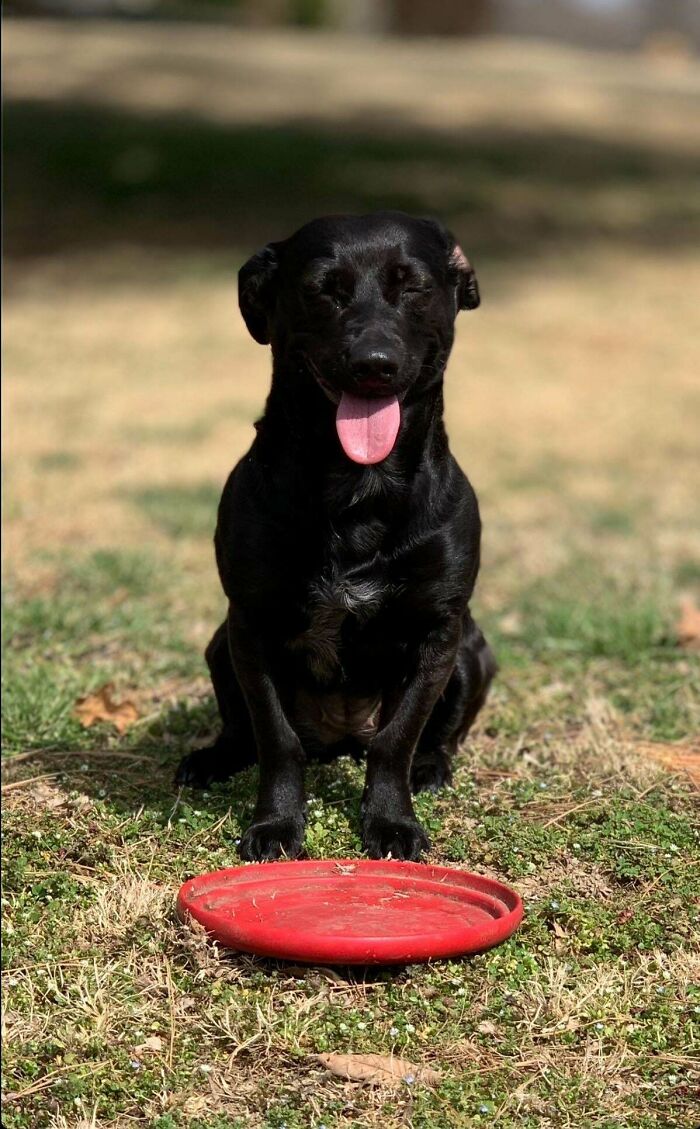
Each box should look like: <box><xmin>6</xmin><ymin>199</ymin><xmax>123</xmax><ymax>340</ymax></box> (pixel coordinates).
<box><xmin>425</xmin><ymin>218</ymin><xmax>480</xmax><ymax>312</ymax></box>
<box><xmin>448</xmin><ymin>241</ymin><xmax>480</xmax><ymax>312</ymax></box>
<box><xmin>238</xmin><ymin>243</ymin><xmax>280</xmax><ymax>344</ymax></box>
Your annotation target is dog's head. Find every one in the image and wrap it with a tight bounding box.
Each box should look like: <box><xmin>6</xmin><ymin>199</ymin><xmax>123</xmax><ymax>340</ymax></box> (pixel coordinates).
<box><xmin>238</xmin><ymin>212</ymin><xmax>479</xmax><ymax>464</ymax></box>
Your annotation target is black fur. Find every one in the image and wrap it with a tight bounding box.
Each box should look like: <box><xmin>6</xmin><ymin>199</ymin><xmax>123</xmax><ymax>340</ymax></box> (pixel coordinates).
<box><xmin>176</xmin><ymin>211</ymin><xmax>496</xmax><ymax>861</ymax></box>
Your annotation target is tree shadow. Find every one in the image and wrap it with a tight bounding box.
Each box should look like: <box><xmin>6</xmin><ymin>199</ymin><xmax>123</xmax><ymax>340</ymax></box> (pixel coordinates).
<box><xmin>6</xmin><ymin>97</ymin><xmax>700</xmax><ymax>267</ymax></box>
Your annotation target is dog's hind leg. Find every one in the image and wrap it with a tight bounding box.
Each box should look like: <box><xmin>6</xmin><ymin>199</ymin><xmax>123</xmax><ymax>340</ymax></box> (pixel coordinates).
<box><xmin>410</xmin><ymin>614</ymin><xmax>497</xmax><ymax>795</ymax></box>
<box><xmin>175</xmin><ymin>622</ymin><xmax>257</xmax><ymax>788</ymax></box>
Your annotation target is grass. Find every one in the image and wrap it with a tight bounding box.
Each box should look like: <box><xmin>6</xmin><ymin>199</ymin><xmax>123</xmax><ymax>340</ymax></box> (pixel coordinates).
<box><xmin>3</xmin><ymin>17</ymin><xmax>700</xmax><ymax>1129</ymax></box>
<box><xmin>130</xmin><ymin>484</ymin><xmax>222</xmax><ymax>540</ymax></box>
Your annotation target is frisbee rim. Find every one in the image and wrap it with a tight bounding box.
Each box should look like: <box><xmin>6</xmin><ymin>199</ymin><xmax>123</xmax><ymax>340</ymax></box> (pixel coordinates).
<box><xmin>177</xmin><ymin>859</ymin><xmax>523</xmax><ymax>965</ymax></box>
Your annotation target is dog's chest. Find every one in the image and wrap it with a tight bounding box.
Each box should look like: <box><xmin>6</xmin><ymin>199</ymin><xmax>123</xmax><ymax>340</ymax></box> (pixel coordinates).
<box><xmin>288</xmin><ymin>564</ymin><xmax>385</xmax><ymax>683</ymax></box>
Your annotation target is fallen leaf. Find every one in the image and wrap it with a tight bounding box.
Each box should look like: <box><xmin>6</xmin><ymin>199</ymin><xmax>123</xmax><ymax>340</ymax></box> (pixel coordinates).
<box><xmin>74</xmin><ymin>684</ymin><xmax>139</xmax><ymax>734</ymax></box>
<box><xmin>316</xmin><ymin>1052</ymin><xmax>441</xmax><ymax>1087</ymax></box>
<box><xmin>633</xmin><ymin>740</ymin><xmax>700</xmax><ymax>788</ymax></box>
<box><xmin>677</xmin><ymin>597</ymin><xmax>700</xmax><ymax>649</ymax></box>
<box><xmin>135</xmin><ymin>1035</ymin><xmax>162</xmax><ymax>1054</ymax></box>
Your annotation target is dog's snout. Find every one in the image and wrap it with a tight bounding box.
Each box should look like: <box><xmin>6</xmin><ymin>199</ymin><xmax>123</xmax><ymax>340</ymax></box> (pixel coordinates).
<box><xmin>349</xmin><ymin>345</ymin><xmax>400</xmax><ymax>388</ymax></box>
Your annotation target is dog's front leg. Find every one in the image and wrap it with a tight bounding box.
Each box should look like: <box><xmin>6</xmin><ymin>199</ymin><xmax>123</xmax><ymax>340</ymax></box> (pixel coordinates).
<box><xmin>362</xmin><ymin>623</ymin><xmax>461</xmax><ymax>860</ymax></box>
<box><xmin>227</xmin><ymin>609</ymin><xmax>306</xmax><ymax>861</ymax></box>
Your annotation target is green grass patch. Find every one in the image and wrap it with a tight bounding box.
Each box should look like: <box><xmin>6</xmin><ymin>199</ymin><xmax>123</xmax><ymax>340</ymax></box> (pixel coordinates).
<box><xmin>2</xmin><ymin>549</ymin><xmax>202</xmax><ymax>755</ymax></box>
<box><xmin>3</xmin><ymin>548</ymin><xmax>699</xmax><ymax>1126</ymax></box>
<box><xmin>129</xmin><ymin>482</ymin><xmax>220</xmax><ymax>540</ymax></box>
<box><xmin>519</xmin><ymin>571</ymin><xmax>670</xmax><ymax>663</ymax></box>
<box><xmin>35</xmin><ymin>450</ymin><xmax>84</xmax><ymax>472</ymax></box>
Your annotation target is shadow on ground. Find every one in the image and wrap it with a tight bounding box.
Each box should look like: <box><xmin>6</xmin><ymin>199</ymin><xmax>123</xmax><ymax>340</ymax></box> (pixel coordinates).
<box><xmin>5</xmin><ymin>694</ymin><xmax>368</xmax><ymax>834</ymax></box>
<box><xmin>6</xmin><ymin>98</ymin><xmax>700</xmax><ymax>264</ymax></box>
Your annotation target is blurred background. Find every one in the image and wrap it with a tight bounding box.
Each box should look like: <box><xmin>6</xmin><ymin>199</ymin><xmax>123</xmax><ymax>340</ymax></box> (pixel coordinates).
<box><xmin>4</xmin><ymin>1</ymin><xmax>699</xmax><ymax>740</ymax></box>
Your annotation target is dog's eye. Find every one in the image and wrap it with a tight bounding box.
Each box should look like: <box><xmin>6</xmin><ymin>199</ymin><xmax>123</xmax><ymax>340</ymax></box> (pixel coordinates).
<box><xmin>304</xmin><ymin>275</ymin><xmax>351</xmax><ymax>312</ymax></box>
<box><xmin>320</xmin><ymin>290</ymin><xmax>347</xmax><ymax>312</ymax></box>
<box><xmin>401</xmin><ymin>282</ymin><xmax>432</xmax><ymax>302</ymax></box>
<box><xmin>302</xmin><ymin>286</ymin><xmax>337</xmax><ymax>313</ymax></box>
<box><xmin>388</xmin><ymin>263</ymin><xmax>431</xmax><ymax>298</ymax></box>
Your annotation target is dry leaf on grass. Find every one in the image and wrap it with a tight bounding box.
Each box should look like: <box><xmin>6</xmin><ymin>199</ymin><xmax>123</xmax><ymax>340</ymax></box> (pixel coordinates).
<box><xmin>134</xmin><ymin>1035</ymin><xmax>163</xmax><ymax>1054</ymax></box>
<box><xmin>316</xmin><ymin>1052</ymin><xmax>441</xmax><ymax>1087</ymax></box>
<box><xmin>74</xmin><ymin>684</ymin><xmax>139</xmax><ymax>734</ymax></box>
<box><xmin>634</xmin><ymin>740</ymin><xmax>700</xmax><ymax>788</ymax></box>
<box><xmin>676</xmin><ymin>597</ymin><xmax>700</xmax><ymax>649</ymax></box>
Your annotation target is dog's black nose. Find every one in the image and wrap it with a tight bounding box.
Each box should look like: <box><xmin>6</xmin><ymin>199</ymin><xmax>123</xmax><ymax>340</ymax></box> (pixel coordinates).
<box><xmin>349</xmin><ymin>346</ymin><xmax>400</xmax><ymax>388</ymax></box>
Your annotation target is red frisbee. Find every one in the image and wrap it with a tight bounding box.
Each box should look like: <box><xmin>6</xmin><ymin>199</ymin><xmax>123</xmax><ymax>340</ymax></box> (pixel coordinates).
<box><xmin>177</xmin><ymin>859</ymin><xmax>523</xmax><ymax>965</ymax></box>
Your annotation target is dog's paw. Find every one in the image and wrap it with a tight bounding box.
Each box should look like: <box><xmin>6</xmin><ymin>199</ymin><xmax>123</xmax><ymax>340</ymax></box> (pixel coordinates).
<box><xmin>410</xmin><ymin>750</ymin><xmax>453</xmax><ymax>795</ymax></box>
<box><xmin>175</xmin><ymin>746</ymin><xmax>233</xmax><ymax>789</ymax></box>
<box><xmin>362</xmin><ymin>813</ymin><xmax>430</xmax><ymax>861</ymax></box>
<box><xmin>239</xmin><ymin>817</ymin><xmax>305</xmax><ymax>862</ymax></box>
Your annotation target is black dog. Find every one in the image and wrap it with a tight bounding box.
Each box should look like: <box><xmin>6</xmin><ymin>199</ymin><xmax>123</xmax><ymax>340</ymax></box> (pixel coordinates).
<box><xmin>176</xmin><ymin>211</ymin><xmax>496</xmax><ymax>862</ymax></box>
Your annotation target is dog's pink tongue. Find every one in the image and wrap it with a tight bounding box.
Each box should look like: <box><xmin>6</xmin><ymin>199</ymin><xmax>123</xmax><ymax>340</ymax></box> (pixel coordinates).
<box><xmin>335</xmin><ymin>392</ymin><xmax>401</xmax><ymax>465</ymax></box>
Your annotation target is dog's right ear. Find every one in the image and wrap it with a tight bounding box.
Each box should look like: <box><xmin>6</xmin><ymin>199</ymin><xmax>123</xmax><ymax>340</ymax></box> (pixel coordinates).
<box><xmin>238</xmin><ymin>243</ymin><xmax>280</xmax><ymax>345</ymax></box>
